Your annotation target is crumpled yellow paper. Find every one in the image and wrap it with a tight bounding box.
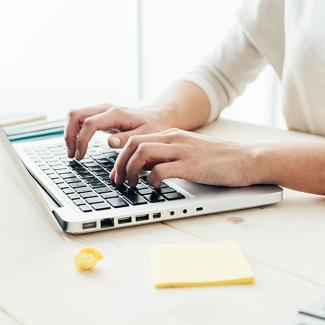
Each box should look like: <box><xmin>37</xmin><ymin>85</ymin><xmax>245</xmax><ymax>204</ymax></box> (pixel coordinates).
<box><xmin>75</xmin><ymin>247</ymin><xmax>104</xmax><ymax>271</ymax></box>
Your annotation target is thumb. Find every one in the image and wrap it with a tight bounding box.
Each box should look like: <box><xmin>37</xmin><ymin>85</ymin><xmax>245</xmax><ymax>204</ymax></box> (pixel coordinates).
<box><xmin>108</xmin><ymin>126</ymin><xmax>146</xmax><ymax>148</ymax></box>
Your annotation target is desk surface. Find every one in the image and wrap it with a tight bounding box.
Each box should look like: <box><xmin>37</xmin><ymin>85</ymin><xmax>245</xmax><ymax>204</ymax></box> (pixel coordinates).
<box><xmin>1</xmin><ymin>119</ymin><xmax>325</xmax><ymax>325</ymax></box>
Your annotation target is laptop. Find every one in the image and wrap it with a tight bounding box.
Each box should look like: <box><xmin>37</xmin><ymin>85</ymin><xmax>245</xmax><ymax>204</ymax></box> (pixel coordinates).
<box><xmin>3</xmin><ymin>126</ymin><xmax>283</xmax><ymax>234</ymax></box>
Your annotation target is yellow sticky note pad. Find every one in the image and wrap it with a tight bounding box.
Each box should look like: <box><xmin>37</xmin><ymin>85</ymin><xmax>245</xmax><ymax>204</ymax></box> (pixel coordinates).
<box><xmin>148</xmin><ymin>241</ymin><xmax>255</xmax><ymax>288</ymax></box>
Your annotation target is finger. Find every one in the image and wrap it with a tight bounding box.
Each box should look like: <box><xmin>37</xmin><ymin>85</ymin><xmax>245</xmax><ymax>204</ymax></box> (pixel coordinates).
<box><xmin>125</xmin><ymin>143</ymin><xmax>179</xmax><ymax>187</ymax></box>
<box><xmin>65</xmin><ymin>105</ymin><xmax>108</xmax><ymax>158</ymax></box>
<box><xmin>109</xmin><ymin>167</ymin><xmax>116</xmax><ymax>181</ymax></box>
<box><xmin>114</xmin><ymin>133</ymin><xmax>171</xmax><ymax>183</ymax></box>
<box><xmin>108</xmin><ymin>125</ymin><xmax>147</xmax><ymax>149</ymax></box>
<box><xmin>147</xmin><ymin>161</ymin><xmax>186</xmax><ymax>188</ymax></box>
<box><xmin>76</xmin><ymin>106</ymin><xmax>142</xmax><ymax>160</ymax></box>
<box><xmin>75</xmin><ymin>110</ymin><xmax>117</xmax><ymax>160</ymax></box>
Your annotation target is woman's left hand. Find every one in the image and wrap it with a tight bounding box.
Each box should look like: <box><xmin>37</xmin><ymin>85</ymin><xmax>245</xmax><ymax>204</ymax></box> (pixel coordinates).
<box><xmin>110</xmin><ymin>128</ymin><xmax>261</xmax><ymax>188</ymax></box>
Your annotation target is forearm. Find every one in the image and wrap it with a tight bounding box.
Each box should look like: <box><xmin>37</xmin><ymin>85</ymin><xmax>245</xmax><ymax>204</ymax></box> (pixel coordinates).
<box><xmin>253</xmin><ymin>142</ymin><xmax>325</xmax><ymax>195</ymax></box>
<box><xmin>148</xmin><ymin>80</ymin><xmax>212</xmax><ymax>130</ymax></box>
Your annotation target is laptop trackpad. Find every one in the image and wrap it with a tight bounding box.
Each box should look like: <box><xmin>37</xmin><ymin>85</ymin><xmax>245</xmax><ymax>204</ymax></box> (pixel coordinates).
<box><xmin>168</xmin><ymin>178</ymin><xmax>230</xmax><ymax>197</ymax></box>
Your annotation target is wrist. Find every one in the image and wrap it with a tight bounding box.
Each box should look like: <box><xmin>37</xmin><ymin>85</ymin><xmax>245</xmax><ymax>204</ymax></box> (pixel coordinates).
<box><xmin>143</xmin><ymin>103</ymin><xmax>178</xmax><ymax>130</ymax></box>
<box><xmin>249</xmin><ymin>144</ymin><xmax>276</xmax><ymax>185</ymax></box>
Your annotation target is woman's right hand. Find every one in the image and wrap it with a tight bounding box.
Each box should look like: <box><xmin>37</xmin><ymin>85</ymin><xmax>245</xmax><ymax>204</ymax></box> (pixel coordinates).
<box><xmin>64</xmin><ymin>103</ymin><xmax>172</xmax><ymax>160</ymax></box>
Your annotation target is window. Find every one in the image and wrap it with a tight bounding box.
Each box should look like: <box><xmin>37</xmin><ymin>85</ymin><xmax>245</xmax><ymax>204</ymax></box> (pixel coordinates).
<box><xmin>0</xmin><ymin>0</ymin><xmax>284</xmax><ymax>127</ymax></box>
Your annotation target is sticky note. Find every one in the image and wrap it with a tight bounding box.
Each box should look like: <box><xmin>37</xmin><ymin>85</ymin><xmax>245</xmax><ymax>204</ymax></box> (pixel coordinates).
<box><xmin>148</xmin><ymin>241</ymin><xmax>255</xmax><ymax>288</ymax></box>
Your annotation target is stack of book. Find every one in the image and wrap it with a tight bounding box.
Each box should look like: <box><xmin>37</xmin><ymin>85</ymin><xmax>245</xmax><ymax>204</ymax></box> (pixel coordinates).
<box><xmin>0</xmin><ymin>112</ymin><xmax>65</xmax><ymax>142</ymax></box>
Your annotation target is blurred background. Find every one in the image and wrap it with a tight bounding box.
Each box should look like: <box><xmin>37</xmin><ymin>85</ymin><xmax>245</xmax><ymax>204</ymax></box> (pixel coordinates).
<box><xmin>0</xmin><ymin>0</ymin><xmax>285</xmax><ymax>128</ymax></box>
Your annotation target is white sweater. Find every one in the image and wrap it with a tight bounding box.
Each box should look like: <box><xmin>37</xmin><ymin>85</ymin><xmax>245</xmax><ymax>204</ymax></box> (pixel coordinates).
<box><xmin>184</xmin><ymin>0</ymin><xmax>325</xmax><ymax>136</ymax></box>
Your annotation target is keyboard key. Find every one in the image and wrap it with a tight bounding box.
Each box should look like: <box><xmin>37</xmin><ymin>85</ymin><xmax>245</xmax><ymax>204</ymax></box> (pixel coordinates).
<box><xmin>101</xmin><ymin>162</ymin><xmax>114</xmax><ymax>170</ymax></box>
<box><xmin>105</xmin><ymin>151</ymin><xmax>119</xmax><ymax>158</ymax></box>
<box><xmin>140</xmin><ymin>176</ymin><xmax>148</xmax><ymax>183</ymax></box>
<box><xmin>80</xmin><ymin>192</ymin><xmax>98</xmax><ymax>199</ymax></box>
<box><xmin>77</xmin><ymin>170</ymin><xmax>93</xmax><ymax>177</ymax></box>
<box><xmin>86</xmin><ymin>197</ymin><xmax>104</xmax><ymax>204</ymax></box>
<box><xmin>74</xmin><ymin>199</ymin><xmax>86</xmax><ymax>206</ymax></box>
<box><xmin>83</xmin><ymin>176</ymin><xmax>99</xmax><ymax>183</ymax></box>
<box><xmin>83</xmin><ymin>162</ymin><xmax>98</xmax><ymax>168</ymax></box>
<box><xmin>102</xmin><ymin>178</ymin><xmax>114</xmax><ymax>185</ymax></box>
<box><xmin>88</xmin><ymin>166</ymin><xmax>103</xmax><ymax>172</ymax></box>
<box><xmin>91</xmin><ymin>202</ymin><xmax>111</xmax><ymax>211</ymax></box>
<box><xmin>122</xmin><ymin>189</ymin><xmax>147</xmax><ymax>205</ymax></box>
<box><xmin>93</xmin><ymin>170</ymin><xmax>109</xmax><ymax>176</ymax></box>
<box><xmin>68</xmin><ymin>161</ymin><xmax>81</xmax><ymax>167</ymax></box>
<box><xmin>53</xmin><ymin>178</ymin><xmax>64</xmax><ymax>184</ymax></box>
<box><xmin>79</xmin><ymin>205</ymin><xmax>92</xmax><ymax>212</ymax></box>
<box><xmin>56</xmin><ymin>169</ymin><xmax>72</xmax><ymax>174</ymax></box>
<box><xmin>101</xmin><ymin>192</ymin><xmax>119</xmax><ymax>199</ymax></box>
<box><xmin>52</xmin><ymin>165</ymin><xmax>67</xmax><ymax>170</ymax></box>
<box><xmin>144</xmin><ymin>193</ymin><xmax>165</xmax><ymax>203</ymax></box>
<box><xmin>60</xmin><ymin>172</ymin><xmax>76</xmax><ymax>179</ymax></box>
<box><xmin>110</xmin><ymin>183</ymin><xmax>118</xmax><ymax>190</ymax></box>
<box><xmin>65</xmin><ymin>177</ymin><xmax>81</xmax><ymax>184</ymax></box>
<box><xmin>89</xmin><ymin>182</ymin><xmax>105</xmax><ymax>189</ymax></box>
<box><xmin>63</xmin><ymin>188</ymin><xmax>74</xmax><ymax>195</ymax></box>
<box><xmin>75</xmin><ymin>187</ymin><xmax>92</xmax><ymax>194</ymax></box>
<box><xmin>95</xmin><ymin>158</ymin><xmax>110</xmax><ymax>164</ymax></box>
<box><xmin>160</xmin><ymin>182</ymin><xmax>168</xmax><ymax>188</ymax></box>
<box><xmin>95</xmin><ymin>187</ymin><xmax>112</xmax><ymax>194</ymax></box>
<box><xmin>115</xmin><ymin>184</ymin><xmax>128</xmax><ymax>194</ymax></box>
<box><xmin>135</xmin><ymin>183</ymin><xmax>148</xmax><ymax>190</ymax></box>
<box><xmin>137</xmin><ymin>188</ymin><xmax>154</xmax><ymax>195</ymax></box>
<box><xmin>70</xmin><ymin>182</ymin><xmax>86</xmax><ymax>188</ymax></box>
<box><xmin>68</xmin><ymin>193</ymin><xmax>80</xmax><ymax>200</ymax></box>
<box><xmin>79</xmin><ymin>158</ymin><xmax>93</xmax><ymax>164</ymax></box>
<box><xmin>106</xmin><ymin>197</ymin><xmax>129</xmax><ymax>208</ymax></box>
<box><xmin>48</xmin><ymin>173</ymin><xmax>59</xmax><ymax>179</ymax></box>
<box><xmin>90</xmin><ymin>154</ymin><xmax>106</xmax><ymax>160</ymax></box>
<box><xmin>157</xmin><ymin>186</ymin><xmax>177</xmax><ymax>194</ymax></box>
<box><xmin>48</xmin><ymin>161</ymin><xmax>62</xmax><ymax>166</ymax></box>
<box><xmin>163</xmin><ymin>192</ymin><xmax>185</xmax><ymax>200</ymax></box>
<box><xmin>57</xmin><ymin>183</ymin><xmax>69</xmax><ymax>189</ymax></box>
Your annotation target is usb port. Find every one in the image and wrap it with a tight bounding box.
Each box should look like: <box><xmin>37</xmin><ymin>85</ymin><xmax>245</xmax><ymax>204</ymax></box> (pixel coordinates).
<box><xmin>196</xmin><ymin>207</ymin><xmax>203</xmax><ymax>211</ymax></box>
<box><xmin>82</xmin><ymin>221</ymin><xmax>97</xmax><ymax>230</ymax></box>
<box><xmin>135</xmin><ymin>214</ymin><xmax>150</xmax><ymax>222</ymax></box>
<box><xmin>153</xmin><ymin>212</ymin><xmax>161</xmax><ymax>219</ymax></box>
<box><xmin>101</xmin><ymin>218</ymin><xmax>114</xmax><ymax>228</ymax></box>
<box><xmin>118</xmin><ymin>217</ymin><xmax>132</xmax><ymax>224</ymax></box>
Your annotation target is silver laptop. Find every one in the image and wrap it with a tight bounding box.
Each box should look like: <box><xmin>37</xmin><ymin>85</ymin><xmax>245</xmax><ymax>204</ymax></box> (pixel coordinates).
<box><xmin>4</xmin><ymin>127</ymin><xmax>283</xmax><ymax>234</ymax></box>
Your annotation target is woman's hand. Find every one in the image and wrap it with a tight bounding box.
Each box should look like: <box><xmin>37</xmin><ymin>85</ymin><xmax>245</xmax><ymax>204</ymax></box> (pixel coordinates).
<box><xmin>110</xmin><ymin>128</ymin><xmax>261</xmax><ymax>188</ymax></box>
<box><xmin>64</xmin><ymin>103</ymin><xmax>172</xmax><ymax>160</ymax></box>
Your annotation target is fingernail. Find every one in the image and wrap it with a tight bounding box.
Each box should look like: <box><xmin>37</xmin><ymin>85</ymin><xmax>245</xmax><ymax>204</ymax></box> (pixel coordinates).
<box><xmin>75</xmin><ymin>149</ymin><xmax>81</xmax><ymax>160</ymax></box>
<box><xmin>109</xmin><ymin>136</ymin><xmax>121</xmax><ymax>147</ymax></box>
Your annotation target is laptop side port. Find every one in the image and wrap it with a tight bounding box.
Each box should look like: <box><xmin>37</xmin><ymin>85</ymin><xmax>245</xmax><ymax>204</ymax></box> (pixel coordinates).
<box><xmin>196</xmin><ymin>207</ymin><xmax>203</xmax><ymax>211</ymax></box>
<box><xmin>118</xmin><ymin>217</ymin><xmax>132</xmax><ymax>224</ymax></box>
<box><xmin>82</xmin><ymin>221</ymin><xmax>97</xmax><ymax>230</ymax></box>
<box><xmin>101</xmin><ymin>218</ymin><xmax>114</xmax><ymax>228</ymax></box>
<box><xmin>152</xmin><ymin>212</ymin><xmax>161</xmax><ymax>219</ymax></box>
<box><xmin>135</xmin><ymin>214</ymin><xmax>150</xmax><ymax>222</ymax></box>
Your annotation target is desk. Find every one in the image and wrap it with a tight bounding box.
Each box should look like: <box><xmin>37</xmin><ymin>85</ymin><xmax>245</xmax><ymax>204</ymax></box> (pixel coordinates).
<box><xmin>1</xmin><ymin>119</ymin><xmax>325</xmax><ymax>325</ymax></box>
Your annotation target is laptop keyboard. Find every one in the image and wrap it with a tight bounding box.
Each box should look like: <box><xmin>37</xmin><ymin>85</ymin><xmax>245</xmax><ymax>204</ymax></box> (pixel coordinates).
<box><xmin>23</xmin><ymin>142</ymin><xmax>185</xmax><ymax>212</ymax></box>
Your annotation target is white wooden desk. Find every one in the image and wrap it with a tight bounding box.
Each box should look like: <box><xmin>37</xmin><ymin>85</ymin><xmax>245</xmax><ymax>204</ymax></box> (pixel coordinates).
<box><xmin>1</xmin><ymin>119</ymin><xmax>325</xmax><ymax>325</ymax></box>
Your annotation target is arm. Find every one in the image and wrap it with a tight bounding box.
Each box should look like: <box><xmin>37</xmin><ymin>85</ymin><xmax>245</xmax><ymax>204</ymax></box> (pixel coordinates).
<box><xmin>65</xmin><ymin>22</ymin><xmax>266</xmax><ymax>160</ymax></box>
<box><xmin>254</xmin><ymin>143</ymin><xmax>325</xmax><ymax>195</ymax></box>
<box><xmin>111</xmin><ymin>129</ymin><xmax>325</xmax><ymax>197</ymax></box>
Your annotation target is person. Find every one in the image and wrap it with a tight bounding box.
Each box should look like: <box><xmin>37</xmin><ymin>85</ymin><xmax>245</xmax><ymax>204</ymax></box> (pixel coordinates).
<box><xmin>64</xmin><ymin>0</ymin><xmax>325</xmax><ymax>195</ymax></box>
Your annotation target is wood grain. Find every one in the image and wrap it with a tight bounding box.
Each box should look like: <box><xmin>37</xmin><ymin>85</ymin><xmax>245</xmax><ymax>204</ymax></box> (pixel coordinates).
<box><xmin>2</xmin><ymin>119</ymin><xmax>324</xmax><ymax>325</ymax></box>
